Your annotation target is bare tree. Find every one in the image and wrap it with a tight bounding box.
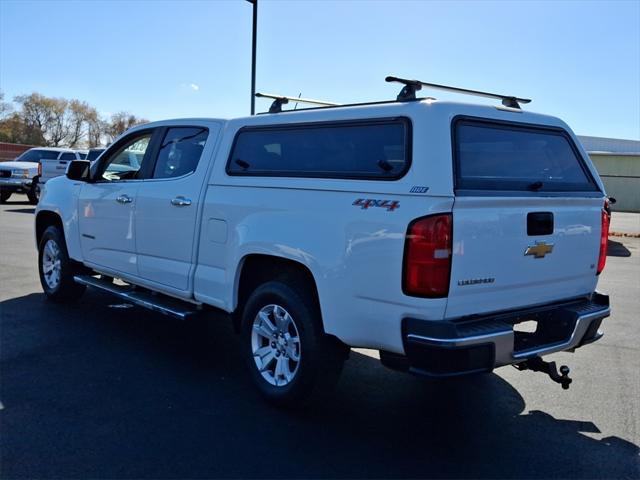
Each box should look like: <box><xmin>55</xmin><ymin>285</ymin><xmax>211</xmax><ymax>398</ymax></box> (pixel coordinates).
<box><xmin>13</xmin><ymin>93</ymin><xmax>54</xmax><ymax>140</ymax></box>
<box><xmin>67</xmin><ymin>100</ymin><xmax>97</xmax><ymax>147</ymax></box>
<box><xmin>47</xmin><ymin>97</ymin><xmax>71</xmax><ymax>147</ymax></box>
<box><xmin>86</xmin><ymin>111</ymin><xmax>106</xmax><ymax>148</ymax></box>
<box><xmin>106</xmin><ymin>112</ymin><xmax>148</xmax><ymax>141</ymax></box>
<box><xmin>6</xmin><ymin>91</ymin><xmax>148</xmax><ymax>148</ymax></box>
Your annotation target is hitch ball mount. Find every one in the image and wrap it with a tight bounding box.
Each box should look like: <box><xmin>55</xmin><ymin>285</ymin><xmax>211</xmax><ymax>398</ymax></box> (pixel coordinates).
<box><xmin>514</xmin><ymin>357</ymin><xmax>572</xmax><ymax>390</ymax></box>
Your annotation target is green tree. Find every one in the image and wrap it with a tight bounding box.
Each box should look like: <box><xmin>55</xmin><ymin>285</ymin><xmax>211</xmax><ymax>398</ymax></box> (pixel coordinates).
<box><xmin>0</xmin><ymin>113</ymin><xmax>46</xmax><ymax>145</ymax></box>
<box><xmin>0</xmin><ymin>91</ymin><xmax>13</xmax><ymax>119</ymax></box>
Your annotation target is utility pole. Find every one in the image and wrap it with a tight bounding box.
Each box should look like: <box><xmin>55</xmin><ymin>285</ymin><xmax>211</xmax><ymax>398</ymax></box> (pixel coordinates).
<box><xmin>246</xmin><ymin>0</ymin><xmax>258</xmax><ymax>115</ymax></box>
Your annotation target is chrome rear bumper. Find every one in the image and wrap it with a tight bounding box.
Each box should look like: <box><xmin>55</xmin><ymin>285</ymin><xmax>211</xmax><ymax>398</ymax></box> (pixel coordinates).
<box><xmin>388</xmin><ymin>294</ymin><xmax>610</xmax><ymax>377</ymax></box>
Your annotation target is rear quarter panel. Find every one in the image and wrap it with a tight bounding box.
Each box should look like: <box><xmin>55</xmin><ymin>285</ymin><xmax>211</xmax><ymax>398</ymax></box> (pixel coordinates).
<box><xmin>194</xmin><ymin>104</ymin><xmax>454</xmax><ymax>353</ymax></box>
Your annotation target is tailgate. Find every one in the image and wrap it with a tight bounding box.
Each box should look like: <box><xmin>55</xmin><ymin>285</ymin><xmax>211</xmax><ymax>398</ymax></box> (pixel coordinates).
<box><xmin>445</xmin><ymin>117</ymin><xmax>605</xmax><ymax>319</ymax></box>
<box><xmin>446</xmin><ymin>196</ymin><xmax>603</xmax><ymax>318</ymax></box>
<box><xmin>40</xmin><ymin>158</ymin><xmax>69</xmax><ymax>183</ymax></box>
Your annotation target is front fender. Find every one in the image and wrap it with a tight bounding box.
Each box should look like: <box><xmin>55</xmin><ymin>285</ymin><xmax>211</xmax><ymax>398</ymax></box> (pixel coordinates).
<box><xmin>35</xmin><ymin>176</ymin><xmax>82</xmax><ymax>261</ymax></box>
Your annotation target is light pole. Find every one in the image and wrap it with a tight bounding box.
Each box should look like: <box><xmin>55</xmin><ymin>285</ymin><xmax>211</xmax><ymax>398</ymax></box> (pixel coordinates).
<box><xmin>246</xmin><ymin>0</ymin><xmax>258</xmax><ymax>115</ymax></box>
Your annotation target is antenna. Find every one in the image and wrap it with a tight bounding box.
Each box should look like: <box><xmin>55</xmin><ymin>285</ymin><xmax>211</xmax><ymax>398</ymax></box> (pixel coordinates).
<box><xmin>386</xmin><ymin>75</ymin><xmax>532</xmax><ymax>109</ymax></box>
<box><xmin>255</xmin><ymin>92</ymin><xmax>340</xmax><ymax>113</ymax></box>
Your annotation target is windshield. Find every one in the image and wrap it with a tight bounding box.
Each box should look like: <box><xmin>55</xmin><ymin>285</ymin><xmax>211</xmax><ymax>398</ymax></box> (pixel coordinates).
<box><xmin>16</xmin><ymin>149</ymin><xmax>60</xmax><ymax>162</ymax></box>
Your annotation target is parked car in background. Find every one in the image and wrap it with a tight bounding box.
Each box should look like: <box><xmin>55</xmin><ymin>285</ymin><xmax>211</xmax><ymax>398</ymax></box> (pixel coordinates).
<box><xmin>0</xmin><ymin>160</ymin><xmax>39</xmax><ymax>203</ymax></box>
<box><xmin>0</xmin><ymin>147</ymin><xmax>76</xmax><ymax>204</ymax></box>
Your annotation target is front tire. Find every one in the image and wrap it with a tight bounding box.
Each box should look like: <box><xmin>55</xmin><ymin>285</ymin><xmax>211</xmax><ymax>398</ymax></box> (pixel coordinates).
<box><xmin>0</xmin><ymin>188</ymin><xmax>11</xmax><ymax>203</ymax></box>
<box><xmin>27</xmin><ymin>177</ymin><xmax>40</xmax><ymax>204</ymax></box>
<box><xmin>241</xmin><ymin>278</ymin><xmax>347</xmax><ymax>407</ymax></box>
<box><xmin>38</xmin><ymin>225</ymin><xmax>86</xmax><ymax>302</ymax></box>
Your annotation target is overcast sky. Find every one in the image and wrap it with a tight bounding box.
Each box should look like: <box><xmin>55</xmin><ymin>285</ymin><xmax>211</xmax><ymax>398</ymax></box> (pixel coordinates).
<box><xmin>1</xmin><ymin>0</ymin><xmax>638</xmax><ymax>139</ymax></box>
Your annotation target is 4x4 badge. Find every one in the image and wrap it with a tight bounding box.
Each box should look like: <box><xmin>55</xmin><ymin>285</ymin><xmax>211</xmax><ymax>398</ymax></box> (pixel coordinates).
<box><xmin>524</xmin><ymin>241</ymin><xmax>554</xmax><ymax>258</ymax></box>
<box><xmin>353</xmin><ymin>198</ymin><xmax>400</xmax><ymax>211</ymax></box>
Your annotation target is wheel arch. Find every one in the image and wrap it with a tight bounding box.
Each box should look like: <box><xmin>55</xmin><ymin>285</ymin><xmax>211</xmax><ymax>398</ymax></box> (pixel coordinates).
<box><xmin>233</xmin><ymin>253</ymin><xmax>323</xmax><ymax>333</ymax></box>
<box><xmin>35</xmin><ymin>210</ymin><xmax>64</xmax><ymax>246</ymax></box>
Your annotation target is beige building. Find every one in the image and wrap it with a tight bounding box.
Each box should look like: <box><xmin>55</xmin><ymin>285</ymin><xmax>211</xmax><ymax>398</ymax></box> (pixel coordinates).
<box><xmin>578</xmin><ymin>136</ymin><xmax>640</xmax><ymax>213</ymax></box>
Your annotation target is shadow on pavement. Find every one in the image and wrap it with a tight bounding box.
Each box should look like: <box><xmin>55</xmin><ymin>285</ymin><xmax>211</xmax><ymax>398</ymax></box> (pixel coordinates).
<box><xmin>607</xmin><ymin>239</ymin><xmax>632</xmax><ymax>257</ymax></box>
<box><xmin>4</xmin><ymin>208</ymin><xmax>35</xmax><ymax>214</ymax></box>
<box><xmin>1</xmin><ymin>291</ymin><xmax>638</xmax><ymax>479</ymax></box>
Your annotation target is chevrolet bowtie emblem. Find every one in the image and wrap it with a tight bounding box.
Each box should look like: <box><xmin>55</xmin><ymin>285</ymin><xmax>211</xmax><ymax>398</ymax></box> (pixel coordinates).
<box><xmin>524</xmin><ymin>241</ymin><xmax>554</xmax><ymax>258</ymax></box>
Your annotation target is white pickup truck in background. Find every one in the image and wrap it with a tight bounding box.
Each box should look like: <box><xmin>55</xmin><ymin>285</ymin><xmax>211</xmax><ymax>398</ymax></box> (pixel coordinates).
<box><xmin>39</xmin><ymin>149</ymin><xmax>96</xmax><ymax>186</ymax></box>
<box><xmin>34</xmin><ymin>77</ymin><xmax>612</xmax><ymax>406</ymax></box>
<box><xmin>0</xmin><ymin>147</ymin><xmax>78</xmax><ymax>204</ymax></box>
<box><xmin>39</xmin><ymin>148</ymin><xmax>105</xmax><ymax>186</ymax></box>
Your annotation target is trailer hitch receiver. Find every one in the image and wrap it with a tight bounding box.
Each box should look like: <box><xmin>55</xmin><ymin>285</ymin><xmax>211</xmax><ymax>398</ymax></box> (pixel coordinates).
<box><xmin>514</xmin><ymin>357</ymin><xmax>572</xmax><ymax>390</ymax></box>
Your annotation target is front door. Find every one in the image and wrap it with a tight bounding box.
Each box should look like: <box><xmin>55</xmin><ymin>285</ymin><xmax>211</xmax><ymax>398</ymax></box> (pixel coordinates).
<box><xmin>78</xmin><ymin>130</ymin><xmax>156</xmax><ymax>277</ymax></box>
<box><xmin>135</xmin><ymin>126</ymin><xmax>212</xmax><ymax>292</ymax></box>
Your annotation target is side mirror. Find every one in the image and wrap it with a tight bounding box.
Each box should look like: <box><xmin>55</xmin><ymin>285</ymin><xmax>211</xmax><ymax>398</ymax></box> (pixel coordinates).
<box><xmin>66</xmin><ymin>160</ymin><xmax>91</xmax><ymax>181</ymax></box>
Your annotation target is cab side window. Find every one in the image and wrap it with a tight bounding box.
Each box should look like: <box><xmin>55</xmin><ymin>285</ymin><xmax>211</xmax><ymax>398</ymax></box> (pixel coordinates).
<box><xmin>100</xmin><ymin>133</ymin><xmax>153</xmax><ymax>181</ymax></box>
<box><xmin>152</xmin><ymin>127</ymin><xmax>208</xmax><ymax>179</ymax></box>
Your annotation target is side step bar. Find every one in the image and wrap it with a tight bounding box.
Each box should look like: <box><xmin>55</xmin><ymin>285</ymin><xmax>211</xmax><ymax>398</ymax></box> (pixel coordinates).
<box><xmin>73</xmin><ymin>275</ymin><xmax>201</xmax><ymax>320</ymax></box>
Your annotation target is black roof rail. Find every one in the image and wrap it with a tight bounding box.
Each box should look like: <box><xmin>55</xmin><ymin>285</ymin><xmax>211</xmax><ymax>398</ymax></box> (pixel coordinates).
<box><xmin>385</xmin><ymin>75</ymin><xmax>532</xmax><ymax>109</ymax></box>
<box><xmin>255</xmin><ymin>92</ymin><xmax>340</xmax><ymax>113</ymax></box>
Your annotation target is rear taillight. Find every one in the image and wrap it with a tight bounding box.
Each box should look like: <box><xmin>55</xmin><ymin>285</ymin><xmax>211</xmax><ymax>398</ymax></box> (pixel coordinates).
<box><xmin>597</xmin><ymin>204</ymin><xmax>610</xmax><ymax>275</ymax></box>
<box><xmin>38</xmin><ymin>162</ymin><xmax>42</xmax><ymax>176</ymax></box>
<box><xmin>403</xmin><ymin>214</ymin><xmax>453</xmax><ymax>297</ymax></box>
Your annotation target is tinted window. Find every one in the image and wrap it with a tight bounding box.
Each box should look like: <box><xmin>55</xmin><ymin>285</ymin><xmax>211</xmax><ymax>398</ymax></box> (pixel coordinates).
<box><xmin>60</xmin><ymin>152</ymin><xmax>76</xmax><ymax>160</ymax></box>
<box><xmin>455</xmin><ymin>120</ymin><xmax>597</xmax><ymax>192</ymax></box>
<box><xmin>227</xmin><ymin>119</ymin><xmax>410</xmax><ymax>179</ymax></box>
<box><xmin>86</xmin><ymin>149</ymin><xmax>104</xmax><ymax>161</ymax></box>
<box><xmin>77</xmin><ymin>152</ymin><xmax>88</xmax><ymax>160</ymax></box>
<box><xmin>153</xmin><ymin>127</ymin><xmax>208</xmax><ymax>179</ymax></box>
<box><xmin>101</xmin><ymin>134</ymin><xmax>152</xmax><ymax>181</ymax></box>
<box><xmin>17</xmin><ymin>149</ymin><xmax>60</xmax><ymax>161</ymax></box>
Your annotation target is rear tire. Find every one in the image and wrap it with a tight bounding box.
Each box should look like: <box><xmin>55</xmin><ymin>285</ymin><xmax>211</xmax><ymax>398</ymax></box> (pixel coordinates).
<box><xmin>38</xmin><ymin>225</ymin><xmax>86</xmax><ymax>302</ymax></box>
<box><xmin>0</xmin><ymin>189</ymin><xmax>11</xmax><ymax>203</ymax></box>
<box><xmin>241</xmin><ymin>277</ymin><xmax>347</xmax><ymax>408</ymax></box>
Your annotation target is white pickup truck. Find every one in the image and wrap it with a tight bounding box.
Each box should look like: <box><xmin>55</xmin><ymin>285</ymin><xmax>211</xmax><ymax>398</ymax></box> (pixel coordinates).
<box><xmin>39</xmin><ymin>149</ymin><xmax>90</xmax><ymax>186</ymax></box>
<box><xmin>35</xmin><ymin>78</ymin><xmax>611</xmax><ymax>405</ymax></box>
<box><xmin>0</xmin><ymin>147</ymin><xmax>78</xmax><ymax>204</ymax></box>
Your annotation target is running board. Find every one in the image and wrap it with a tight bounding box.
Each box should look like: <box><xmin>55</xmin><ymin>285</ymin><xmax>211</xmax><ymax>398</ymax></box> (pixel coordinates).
<box><xmin>73</xmin><ymin>275</ymin><xmax>200</xmax><ymax>320</ymax></box>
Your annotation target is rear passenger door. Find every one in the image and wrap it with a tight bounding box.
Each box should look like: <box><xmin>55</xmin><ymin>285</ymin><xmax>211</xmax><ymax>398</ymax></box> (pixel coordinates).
<box><xmin>135</xmin><ymin>125</ymin><xmax>214</xmax><ymax>293</ymax></box>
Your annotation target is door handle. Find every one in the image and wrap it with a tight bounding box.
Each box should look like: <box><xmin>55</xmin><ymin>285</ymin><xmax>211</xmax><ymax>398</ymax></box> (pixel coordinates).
<box><xmin>116</xmin><ymin>194</ymin><xmax>133</xmax><ymax>204</ymax></box>
<box><xmin>171</xmin><ymin>196</ymin><xmax>192</xmax><ymax>207</ymax></box>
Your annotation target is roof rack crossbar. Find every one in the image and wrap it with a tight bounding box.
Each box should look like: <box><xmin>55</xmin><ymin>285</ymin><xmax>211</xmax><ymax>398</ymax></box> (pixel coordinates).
<box><xmin>255</xmin><ymin>92</ymin><xmax>340</xmax><ymax>113</ymax></box>
<box><xmin>385</xmin><ymin>76</ymin><xmax>532</xmax><ymax>109</ymax></box>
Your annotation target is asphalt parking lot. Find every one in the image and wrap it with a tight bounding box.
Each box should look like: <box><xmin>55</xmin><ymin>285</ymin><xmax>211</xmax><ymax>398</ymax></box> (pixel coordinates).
<box><xmin>1</xmin><ymin>196</ymin><xmax>638</xmax><ymax>479</ymax></box>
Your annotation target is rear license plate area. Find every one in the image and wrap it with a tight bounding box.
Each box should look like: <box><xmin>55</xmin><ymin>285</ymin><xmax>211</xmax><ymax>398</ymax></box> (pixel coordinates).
<box><xmin>511</xmin><ymin>311</ymin><xmax>576</xmax><ymax>354</ymax></box>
